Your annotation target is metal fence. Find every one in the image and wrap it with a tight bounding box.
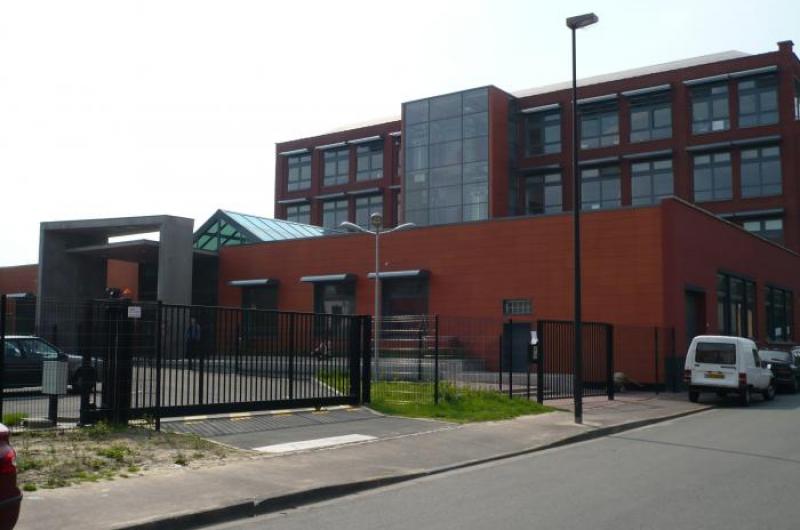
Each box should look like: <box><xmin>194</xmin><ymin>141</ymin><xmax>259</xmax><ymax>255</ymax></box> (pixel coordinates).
<box><xmin>0</xmin><ymin>296</ymin><xmax>371</xmax><ymax>431</ymax></box>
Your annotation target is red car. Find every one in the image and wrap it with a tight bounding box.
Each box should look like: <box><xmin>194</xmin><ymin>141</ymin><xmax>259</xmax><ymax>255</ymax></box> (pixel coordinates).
<box><xmin>0</xmin><ymin>424</ymin><xmax>20</xmax><ymax>530</ymax></box>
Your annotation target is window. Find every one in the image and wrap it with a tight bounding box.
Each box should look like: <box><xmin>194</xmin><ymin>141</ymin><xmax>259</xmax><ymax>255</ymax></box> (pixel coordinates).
<box><xmin>241</xmin><ymin>286</ymin><xmax>277</xmax><ymax>310</ymax></box>
<box><xmin>629</xmin><ymin>92</ymin><xmax>672</xmax><ymax>142</ymax></box>
<box><xmin>322</xmin><ymin>199</ymin><xmax>348</xmax><ymax>229</ymax></box>
<box><xmin>794</xmin><ymin>78</ymin><xmax>800</xmax><ymax>120</ymax></box>
<box><xmin>323</xmin><ymin>147</ymin><xmax>350</xmax><ymax>186</ymax></box>
<box><xmin>695</xmin><ymin>342</ymin><xmax>736</xmax><ymax>365</ymax></box>
<box><xmin>355</xmin><ymin>194</ymin><xmax>383</xmax><ymax>229</ymax></box>
<box><xmin>717</xmin><ymin>273</ymin><xmax>755</xmax><ymax>338</ymax></box>
<box><xmin>766</xmin><ymin>286</ymin><xmax>793</xmax><ymax>341</ymax></box>
<box><xmin>742</xmin><ymin>217</ymin><xmax>783</xmax><ymax>243</ymax></box>
<box><xmin>580</xmin><ymin>102</ymin><xmax>619</xmax><ymax>149</ymax></box>
<box><xmin>524</xmin><ymin>110</ymin><xmax>561</xmax><ymax>155</ymax></box>
<box><xmin>524</xmin><ymin>172</ymin><xmax>562</xmax><ymax>214</ymax></box>
<box><xmin>314</xmin><ymin>282</ymin><xmax>355</xmax><ymax>315</ymax></box>
<box><xmin>356</xmin><ymin>142</ymin><xmax>383</xmax><ymax>181</ymax></box>
<box><xmin>285</xmin><ymin>203</ymin><xmax>311</xmax><ymax>225</ymax></box>
<box><xmin>631</xmin><ymin>159</ymin><xmax>673</xmax><ymax>206</ymax></box>
<box><xmin>693</xmin><ymin>152</ymin><xmax>732</xmax><ymax>202</ymax></box>
<box><xmin>287</xmin><ymin>154</ymin><xmax>312</xmax><ymax>191</ymax></box>
<box><xmin>581</xmin><ymin>165</ymin><xmax>620</xmax><ymax>210</ymax></box>
<box><xmin>382</xmin><ymin>277</ymin><xmax>429</xmax><ymax>316</ymax></box>
<box><xmin>691</xmin><ymin>83</ymin><xmax>729</xmax><ymax>133</ymax></box>
<box><xmin>403</xmin><ymin>88</ymin><xmax>489</xmax><ymax>226</ymax></box>
<box><xmin>503</xmin><ymin>299</ymin><xmax>532</xmax><ymax>315</ymax></box>
<box><xmin>741</xmin><ymin>145</ymin><xmax>781</xmax><ymax>198</ymax></box>
<box><xmin>738</xmin><ymin>75</ymin><xmax>778</xmax><ymax>127</ymax></box>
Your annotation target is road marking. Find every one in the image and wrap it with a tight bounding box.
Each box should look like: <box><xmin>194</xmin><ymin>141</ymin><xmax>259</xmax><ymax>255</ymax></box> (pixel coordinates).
<box><xmin>253</xmin><ymin>434</ymin><xmax>376</xmax><ymax>453</ymax></box>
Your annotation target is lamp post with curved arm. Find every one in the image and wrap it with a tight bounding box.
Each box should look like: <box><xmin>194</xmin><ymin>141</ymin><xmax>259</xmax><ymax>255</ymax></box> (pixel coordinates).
<box><xmin>341</xmin><ymin>214</ymin><xmax>416</xmax><ymax>381</ymax></box>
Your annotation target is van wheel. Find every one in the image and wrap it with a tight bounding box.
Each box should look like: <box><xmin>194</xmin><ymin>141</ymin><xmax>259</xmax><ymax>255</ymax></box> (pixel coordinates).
<box><xmin>763</xmin><ymin>383</ymin><xmax>776</xmax><ymax>401</ymax></box>
<box><xmin>688</xmin><ymin>391</ymin><xmax>699</xmax><ymax>403</ymax></box>
<box><xmin>739</xmin><ymin>388</ymin><xmax>751</xmax><ymax>406</ymax></box>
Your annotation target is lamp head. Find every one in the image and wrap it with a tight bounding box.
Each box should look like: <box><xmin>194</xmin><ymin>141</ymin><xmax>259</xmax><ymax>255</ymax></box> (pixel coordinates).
<box><xmin>566</xmin><ymin>13</ymin><xmax>598</xmax><ymax>30</ymax></box>
<box><xmin>370</xmin><ymin>212</ymin><xmax>384</xmax><ymax>230</ymax></box>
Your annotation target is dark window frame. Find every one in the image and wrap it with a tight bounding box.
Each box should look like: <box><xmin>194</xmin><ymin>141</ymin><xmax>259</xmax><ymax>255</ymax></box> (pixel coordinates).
<box><xmin>742</xmin><ymin>217</ymin><xmax>783</xmax><ymax>243</ymax></box>
<box><xmin>523</xmin><ymin>171</ymin><xmax>562</xmax><ymax>215</ymax></box>
<box><xmin>631</xmin><ymin>158</ymin><xmax>674</xmax><ymax>206</ymax></box>
<box><xmin>579</xmin><ymin>102</ymin><xmax>619</xmax><ymax>150</ymax></box>
<box><xmin>321</xmin><ymin>198</ymin><xmax>349</xmax><ymax>229</ymax></box>
<box><xmin>285</xmin><ymin>203</ymin><xmax>311</xmax><ymax>225</ymax></box>
<box><xmin>323</xmin><ymin>147</ymin><xmax>351</xmax><ymax>187</ymax></box>
<box><xmin>287</xmin><ymin>153</ymin><xmax>312</xmax><ymax>192</ymax></box>
<box><xmin>693</xmin><ymin>151</ymin><xmax>732</xmax><ymax>202</ymax></box>
<box><xmin>524</xmin><ymin>109</ymin><xmax>561</xmax><ymax>156</ymax></box>
<box><xmin>503</xmin><ymin>299</ymin><xmax>532</xmax><ymax>316</ymax></box>
<box><xmin>356</xmin><ymin>141</ymin><xmax>384</xmax><ymax>181</ymax></box>
<box><xmin>355</xmin><ymin>194</ymin><xmax>384</xmax><ymax>229</ymax></box>
<box><xmin>738</xmin><ymin>74</ymin><xmax>779</xmax><ymax>128</ymax></box>
<box><xmin>691</xmin><ymin>82</ymin><xmax>730</xmax><ymax>134</ymax></box>
<box><xmin>740</xmin><ymin>145</ymin><xmax>781</xmax><ymax>198</ymax></box>
<box><xmin>766</xmin><ymin>285</ymin><xmax>793</xmax><ymax>342</ymax></box>
<box><xmin>717</xmin><ymin>272</ymin><xmax>756</xmax><ymax>339</ymax></box>
<box><xmin>629</xmin><ymin>92</ymin><xmax>672</xmax><ymax>142</ymax></box>
<box><xmin>581</xmin><ymin>164</ymin><xmax>621</xmax><ymax>211</ymax></box>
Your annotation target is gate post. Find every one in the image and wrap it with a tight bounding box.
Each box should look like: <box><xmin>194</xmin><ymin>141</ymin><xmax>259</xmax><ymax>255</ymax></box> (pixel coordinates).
<box><xmin>361</xmin><ymin>316</ymin><xmax>372</xmax><ymax>403</ymax></box>
<box><xmin>434</xmin><ymin>315</ymin><xmax>440</xmax><ymax>406</ymax></box>
<box><xmin>288</xmin><ymin>313</ymin><xmax>295</xmax><ymax>401</ymax></box>
<box><xmin>536</xmin><ymin>320</ymin><xmax>544</xmax><ymax>404</ymax></box>
<box><xmin>607</xmin><ymin>324</ymin><xmax>615</xmax><ymax>401</ymax></box>
<box><xmin>348</xmin><ymin>316</ymin><xmax>362</xmax><ymax>405</ymax></box>
<box><xmin>0</xmin><ymin>294</ymin><xmax>6</xmax><ymax>420</ymax></box>
<box><xmin>654</xmin><ymin>327</ymin><xmax>660</xmax><ymax>395</ymax></box>
<box><xmin>154</xmin><ymin>301</ymin><xmax>163</xmax><ymax>431</ymax></box>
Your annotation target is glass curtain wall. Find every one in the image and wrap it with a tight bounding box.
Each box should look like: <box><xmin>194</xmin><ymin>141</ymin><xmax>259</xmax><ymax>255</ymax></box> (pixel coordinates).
<box><xmin>403</xmin><ymin>88</ymin><xmax>489</xmax><ymax>226</ymax></box>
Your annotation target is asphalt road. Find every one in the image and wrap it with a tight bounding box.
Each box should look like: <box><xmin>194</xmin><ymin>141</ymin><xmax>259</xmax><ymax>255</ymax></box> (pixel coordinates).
<box><xmin>213</xmin><ymin>393</ymin><xmax>800</xmax><ymax>530</ymax></box>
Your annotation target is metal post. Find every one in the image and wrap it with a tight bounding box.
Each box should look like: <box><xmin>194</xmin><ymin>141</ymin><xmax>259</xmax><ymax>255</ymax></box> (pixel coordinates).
<box><xmin>288</xmin><ymin>313</ymin><xmax>295</xmax><ymax>400</ymax></box>
<box><xmin>155</xmin><ymin>301</ymin><xmax>162</xmax><ymax>431</ymax></box>
<box><xmin>654</xmin><ymin>327</ymin><xmax>660</xmax><ymax>395</ymax></box>
<box><xmin>537</xmin><ymin>321</ymin><xmax>544</xmax><ymax>404</ymax></box>
<box><xmin>374</xmin><ymin>228</ymin><xmax>381</xmax><ymax>382</ymax></box>
<box><xmin>0</xmin><ymin>295</ymin><xmax>5</xmax><ymax>420</ymax></box>
<box><xmin>508</xmin><ymin>319</ymin><xmax>513</xmax><ymax>400</ymax></box>
<box><xmin>498</xmin><ymin>335</ymin><xmax>503</xmax><ymax>392</ymax></box>
<box><xmin>361</xmin><ymin>316</ymin><xmax>372</xmax><ymax>403</ymax></box>
<box><xmin>607</xmin><ymin>324</ymin><xmax>614</xmax><ymax>401</ymax></box>
<box><xmin>434</xmin><ymin>315</ymin><xmax>440</xmax><ymax>405</ymax></box>
<box><xmin>571</xmin><ymin>26</ymin><xmax>583</xmax><ymax>424</ymax></box>
<box><xmin>417</xmin><ymin>326</ymin><xmax>423</xmax><ymax>382</ymax></box>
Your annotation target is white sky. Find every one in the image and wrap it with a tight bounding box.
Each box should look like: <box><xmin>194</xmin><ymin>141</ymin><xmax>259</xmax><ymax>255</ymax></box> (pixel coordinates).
<box><xmin>1</xmin><ymin>0</ymin><xmax>798</xmax><ymax>266</ymax></box>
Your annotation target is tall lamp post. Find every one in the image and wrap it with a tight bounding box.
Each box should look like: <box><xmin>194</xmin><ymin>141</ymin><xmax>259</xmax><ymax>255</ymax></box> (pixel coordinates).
<box><xmin>566</xmin><ymin>12</ymin><xmax>598</xmax><ymax>425</ymax></box>
<box><xmin>341</xmin><ymin>213</ymin><xmax>415</xmax><ymax>381</ymax></box>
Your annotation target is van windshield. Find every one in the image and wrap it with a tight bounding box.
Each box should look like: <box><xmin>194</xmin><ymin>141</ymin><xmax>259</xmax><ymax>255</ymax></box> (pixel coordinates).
<box><xmin>695</xmin><ymin>342</ymin><xmax>736</xmax><ymax>364</ymax></box>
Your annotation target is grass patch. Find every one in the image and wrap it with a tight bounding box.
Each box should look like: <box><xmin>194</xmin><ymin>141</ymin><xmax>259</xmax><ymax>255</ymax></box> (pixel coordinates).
<box><xmin>13</xmin><ymin>421</ymin><xmax>243</xmax><ymax>490</ymax></box>
<box><xmin>317</xmin><ymin>370</ymin><xmax>553</xmax><ymax>423</ymax></box>
<box><xmin>2</xmin><ymin>412</ymin><xmax>28</xmax><ymax>427</ymax></box>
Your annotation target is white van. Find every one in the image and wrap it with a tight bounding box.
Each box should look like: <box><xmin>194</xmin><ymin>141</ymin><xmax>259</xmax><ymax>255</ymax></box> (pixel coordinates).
<box><xmin>684</xmin><ymin>335</ymin><xmax>775</xmax><ymax>405</ymax></box>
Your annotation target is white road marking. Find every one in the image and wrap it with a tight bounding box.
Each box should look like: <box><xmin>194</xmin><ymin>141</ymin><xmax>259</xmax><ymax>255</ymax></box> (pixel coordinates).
<box><xmin>253</xmin><ymin>434</ymin><xmax>377</xmax><ymax>453</ymax></box>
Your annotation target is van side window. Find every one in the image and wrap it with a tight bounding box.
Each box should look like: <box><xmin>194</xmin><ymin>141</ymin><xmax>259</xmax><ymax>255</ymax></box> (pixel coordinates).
<box><xmin>752</xmin><ymin>349</ymin><xmax>760</xmax><ymax>366</ymax></box>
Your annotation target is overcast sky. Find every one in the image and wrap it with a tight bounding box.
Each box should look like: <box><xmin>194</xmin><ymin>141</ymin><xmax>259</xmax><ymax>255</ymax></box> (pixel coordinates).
<box><xmin>1</xmin><ymin>0</ymin><xmax>798</xmax><ymax>266</ymax></box>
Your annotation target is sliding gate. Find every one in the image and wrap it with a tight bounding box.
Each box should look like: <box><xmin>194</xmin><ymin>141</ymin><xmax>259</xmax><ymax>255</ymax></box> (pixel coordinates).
<box><xmin>83</xmin><ymin>300</ymin><xmax>371</xmax><ymax>425</ymax></box>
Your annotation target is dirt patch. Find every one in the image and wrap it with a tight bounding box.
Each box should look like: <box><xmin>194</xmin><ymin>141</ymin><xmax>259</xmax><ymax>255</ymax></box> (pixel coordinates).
<box><xmin>14</xmin><ymin>421</ymin><xmax>247</xmax><ymax>491</ymax></box>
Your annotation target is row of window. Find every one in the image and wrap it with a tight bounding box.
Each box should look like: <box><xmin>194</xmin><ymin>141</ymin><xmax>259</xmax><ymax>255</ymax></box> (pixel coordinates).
<box><xmin>717</xmin><ymin>272</ymin><xmax>793</xmax><ymax>342</ymax></box>
<box><xmin>285</xmin><ymin>194</ymin><xmax>385</xmax><ymax>230</ymax></box>
<box><xmin>286</xmin><ymin>141</ymin><xmax>385</xmax><ymax>192</ymax></box>
<box><xmin>524</xmin><ymin>74</ymin><xmax>782</xmax><ymax>157</ymax></box>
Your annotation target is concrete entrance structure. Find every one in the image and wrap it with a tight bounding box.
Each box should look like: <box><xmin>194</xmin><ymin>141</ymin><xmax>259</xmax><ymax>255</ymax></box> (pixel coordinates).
<box><xmin>37</xmin><ymin>215</ymin><xmax>194</xmax><ymax>344</ymax></box>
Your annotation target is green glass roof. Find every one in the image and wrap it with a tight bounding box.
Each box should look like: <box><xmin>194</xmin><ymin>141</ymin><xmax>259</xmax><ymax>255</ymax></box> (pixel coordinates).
<box><xmin>193</xmin><ymin>209</ymin><xmax>340</xmax><ymax>251</ymax></box>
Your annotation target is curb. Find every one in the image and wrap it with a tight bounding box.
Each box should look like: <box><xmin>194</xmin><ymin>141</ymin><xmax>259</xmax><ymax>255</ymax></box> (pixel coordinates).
<box><xmin>117</xmin><ymin>406</ymin><xmax>712</xmax><ymax>530</ymax></box>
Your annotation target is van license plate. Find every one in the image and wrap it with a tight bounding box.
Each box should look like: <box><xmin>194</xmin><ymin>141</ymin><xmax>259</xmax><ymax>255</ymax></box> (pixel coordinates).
<box><xmin>705</xmin><ymin>371</ymin><xmax>724</xmax><ymax>379</ymax></box>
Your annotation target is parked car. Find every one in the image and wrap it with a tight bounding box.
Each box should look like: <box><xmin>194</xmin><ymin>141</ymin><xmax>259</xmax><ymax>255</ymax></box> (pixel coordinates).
<box><xmin>2</xmin><ymin>336</ymin><xmax>82</xmax><ymax>390</ymax></box>
<box><xmin>684</xmin><ymin>335</ymin><xmax>775</xmax><ymax>405</ymax></box>
<box><xmin>759</xmin><ymin>349</ymin><xmax>800</xmax><ymax>393</ymax></box>
<box><xmin>0</xmin><ymin>424</ymin><xmax>21</xmax><ymax>530</ymax></box>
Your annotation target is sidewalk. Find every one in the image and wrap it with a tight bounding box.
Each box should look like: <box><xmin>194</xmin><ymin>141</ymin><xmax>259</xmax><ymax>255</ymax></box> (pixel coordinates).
<box><xmin>18</xmin><ymin>394</ymin><xmax>709</xmax><ymax>530</ymax></box>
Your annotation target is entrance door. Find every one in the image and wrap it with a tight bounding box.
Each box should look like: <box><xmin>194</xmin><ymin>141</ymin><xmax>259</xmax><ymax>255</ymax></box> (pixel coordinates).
<box><xmin>685</xmin><ymin>290</ymin><xmax>706</xmax><ymax>344</ymax></box>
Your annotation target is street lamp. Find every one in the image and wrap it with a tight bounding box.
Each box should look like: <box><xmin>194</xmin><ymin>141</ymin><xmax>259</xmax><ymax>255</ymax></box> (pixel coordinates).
<box><xmin>566</xmin><ymin>12</ymin><xmax>598</xmax><ymax>425</ymax></box>
<box><xmin>341</xmin><ymin>214</ymin><xmax>415</xmax><ymax>381</ymax></box>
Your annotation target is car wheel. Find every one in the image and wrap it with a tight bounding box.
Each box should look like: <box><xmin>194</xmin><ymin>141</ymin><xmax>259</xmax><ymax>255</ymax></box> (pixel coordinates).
<box><xmin>763</xmin><ymin>382</ymin><xmax>776</xmax><ymax>401</ymax></box>
<box><xmin>689</xmin><ymin>391</ymin><xmax>699</xmax><ymax>403</ymax></box>
<box><xmin>739</xmin><ymin>388</ymin><xmax>751</xmax><ymax>407</ymax></box>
